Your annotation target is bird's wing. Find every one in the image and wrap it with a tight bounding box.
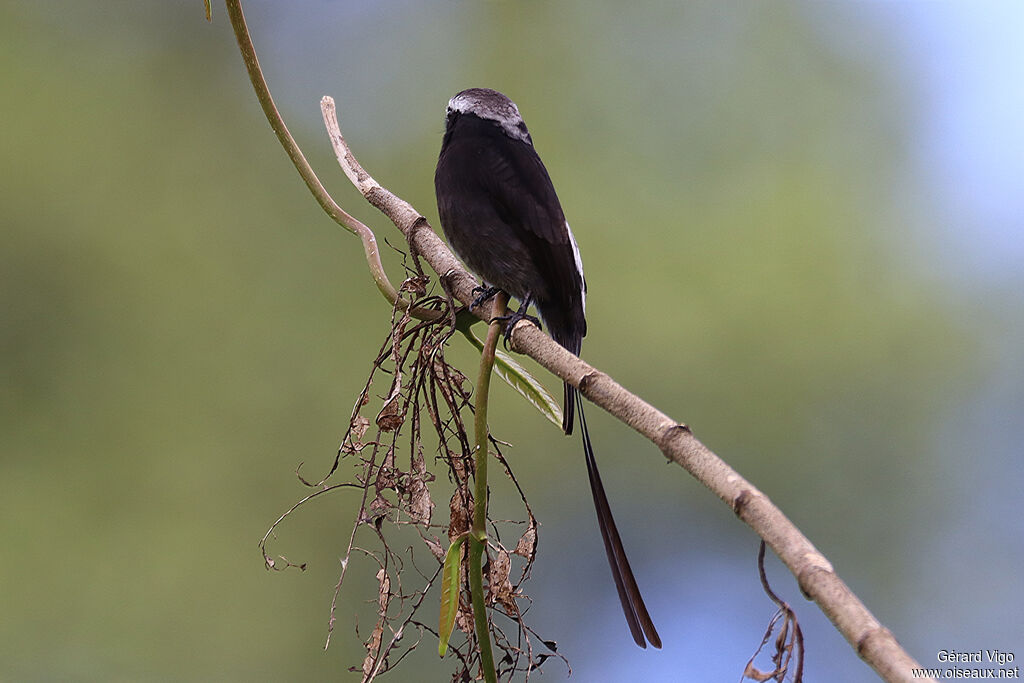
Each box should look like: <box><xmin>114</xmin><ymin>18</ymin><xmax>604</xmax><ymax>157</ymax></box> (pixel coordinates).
<box><xmin>477</xmin><ymin>141</ymin><xmax>569</xmax><ymax>246</ymax></box>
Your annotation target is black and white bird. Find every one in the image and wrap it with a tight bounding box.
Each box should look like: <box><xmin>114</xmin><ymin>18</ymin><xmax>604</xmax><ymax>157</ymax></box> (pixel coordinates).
<box><xmin>434</xmin><ymin>88</ymin><xmax>661</xmax><ymax>649</ymax></box>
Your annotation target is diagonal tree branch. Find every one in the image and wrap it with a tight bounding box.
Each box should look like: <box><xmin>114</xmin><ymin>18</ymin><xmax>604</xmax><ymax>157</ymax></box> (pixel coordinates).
<box><xmin>318</xmin><ymin>96</ymin><xmax>930</xmax><ymax>683</ymax></box>
<box><xmin>222</xmin><ymin>1</ymin><xmax>932</xmax><ymax>680</ymax></box>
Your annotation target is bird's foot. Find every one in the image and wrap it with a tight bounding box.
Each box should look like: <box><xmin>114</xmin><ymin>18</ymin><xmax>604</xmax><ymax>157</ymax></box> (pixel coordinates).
<box><xmin>493</xmin><ymin>302</ymin><xmax>541</xmax><ymax>346</ymax></box>
<box><xmin>470</xmin><ymin>285</ymin><xmax>503</xmax><ymax>311</ymax></box>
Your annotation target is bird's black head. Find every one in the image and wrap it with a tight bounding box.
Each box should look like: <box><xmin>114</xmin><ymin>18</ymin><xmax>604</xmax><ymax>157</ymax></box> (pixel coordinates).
<box><xmin>444</xmin><ymin>88</ymin><xmax>533</xmax><ymax>145</ymax></box>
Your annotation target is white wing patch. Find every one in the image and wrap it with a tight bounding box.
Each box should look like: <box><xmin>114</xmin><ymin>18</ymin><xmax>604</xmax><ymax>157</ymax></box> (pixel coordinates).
<box><xmin>565</xmin><ymin>220</ymin><xmax>586</xmax><ymax>315</ymax></box>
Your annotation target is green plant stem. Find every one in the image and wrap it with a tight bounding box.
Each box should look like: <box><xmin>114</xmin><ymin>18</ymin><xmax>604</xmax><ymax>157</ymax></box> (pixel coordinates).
<box><xmin>467</xmin><ymin>537</ymin><xmax>494</xmax><ymax>681</ymax></box>
<box><xmin>468</xmin><ymin>298</ymin><xmax>505</xmax><ymax>683</ymax></box>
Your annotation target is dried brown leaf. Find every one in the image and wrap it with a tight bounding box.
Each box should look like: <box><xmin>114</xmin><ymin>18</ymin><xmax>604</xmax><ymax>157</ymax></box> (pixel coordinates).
<box><xmin>374</xmin><ymin>448</ymin><xmax>397</xmax><ymax>491</ymax></box>
<box><xmin>361</xmin><ymin>568</ymin><xmax>390</xmax><ymax>678</ymax></box>
<box><xmin>455</xmin><ymin>602</ymin><xmax>475</xmax><ymax>636</ymax></box>
<box><xmin>742</xmin><ymin>662</ymin><xmax>774</xmax><ymax>682</ymax></box>
<box><xmin>376</xmin><ymin>567</ymin><xmax>391</xmax><ymax>612</ymax></box>
<box><xmin>406</xmin><ymin>476</ymin><xmax>434</xmax><ymax>525</ymax></box>
<box><xmin>341</xmin><ymin>414</ymin><xmax>372</xmax><ymax>455</ymax></box>
<box><xmin>488</xmin><ymin>547</ymin><xmax>517</xmax><ymax>615</ymax></box>
<box><xmin>376</xmin><ymin>398</ymin><xmax>404</xmax><ymax>432</ymax></box>
<box><xmin>352</xmin><ymin>414</ymin><xmax>370</xmax><ymax>441</ymax></box>
<box><xmin>448</xmin><ymin>491</ymin><xmax>471</xmax><ymax>541</ymax></box>
<box><xmin>423</xmin><ymin>535</ymin><xmax>445</xmax><ymax>563</ymax></box>
<box><xmin>369</xmin><ymin>493</ymin><xmax>391</xmax><ymax>518</ymax></box>
<box><xmin>361</xmin><ymin>644</ymin><xmax>379</xmax><ymax>679</ymax></box>
<box><xmin>513</xmin><ymin>520</ymin><xmax>537</xmax><ymax>560</ymax></box>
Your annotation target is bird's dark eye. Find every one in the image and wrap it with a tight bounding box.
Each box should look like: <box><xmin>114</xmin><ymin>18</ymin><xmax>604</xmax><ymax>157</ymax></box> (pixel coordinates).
<box><xmin>516</xmin><ymin>121</ymin><xmax>528</xmax><ymax>134</ymax></box>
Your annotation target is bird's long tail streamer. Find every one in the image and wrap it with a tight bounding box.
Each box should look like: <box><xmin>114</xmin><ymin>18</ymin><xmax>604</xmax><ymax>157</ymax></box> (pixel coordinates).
<box><xmin>575</xmin><ymin>389</ymin><xmax>662</xmax><ymax>648</ymax></box>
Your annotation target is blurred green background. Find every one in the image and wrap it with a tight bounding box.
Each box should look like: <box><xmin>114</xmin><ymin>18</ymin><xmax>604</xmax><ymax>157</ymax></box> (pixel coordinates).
<box><xmin>2</xmin><ymin>2</ymin><xmax>1021</xmax><ymax>681</ymax></box>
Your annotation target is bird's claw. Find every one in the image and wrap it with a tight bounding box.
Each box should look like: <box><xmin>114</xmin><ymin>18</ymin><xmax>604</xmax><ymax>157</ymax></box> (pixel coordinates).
<box><xmin>470</xmin><ymin>285</ymin><xmax>502</xmax><ymax>311</ymax></box>
<box><xmin>493</xmin><ymin>307</ymin><xmax>542</xmax><ymax>347</ymax></box>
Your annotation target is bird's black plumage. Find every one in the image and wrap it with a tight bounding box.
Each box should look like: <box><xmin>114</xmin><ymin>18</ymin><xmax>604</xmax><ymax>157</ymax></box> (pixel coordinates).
<box><xmin>434</xmin><ymin>88</ymin><xmax>660</xmax><ymax>648</ymax></box>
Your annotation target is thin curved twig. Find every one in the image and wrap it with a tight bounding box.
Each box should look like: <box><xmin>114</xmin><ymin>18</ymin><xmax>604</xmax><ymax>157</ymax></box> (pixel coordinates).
<box><xmin>224</xmin><ymin>0</ymin><xmax>438</xmax><ymax>320</ymax></box>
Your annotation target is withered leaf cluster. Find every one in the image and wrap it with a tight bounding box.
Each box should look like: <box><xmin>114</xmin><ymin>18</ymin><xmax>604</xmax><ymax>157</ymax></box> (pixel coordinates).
<box><xmin>261</xmin><ymin>272</ymin><xmax>564</xmax><ymax>682</ymax></box>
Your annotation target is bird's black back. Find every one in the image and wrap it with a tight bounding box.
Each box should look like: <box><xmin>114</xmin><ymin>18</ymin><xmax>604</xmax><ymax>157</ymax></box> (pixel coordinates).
<box><xmin>435</xmin><ymin>93</ymin><xmax>660</xmax><ymax>647</ymax></box>
<box><xmin>435</xmin><ymin>111</ymin><xmax>586</xmax><ymax>356</ymax></box>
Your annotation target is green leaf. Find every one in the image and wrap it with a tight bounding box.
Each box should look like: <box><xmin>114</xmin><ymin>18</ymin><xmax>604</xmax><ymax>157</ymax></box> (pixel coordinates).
<box><xmin>438</xmin><ymin>537</ymin><xmax>465</xmax><ymax>657</ymax></box>
<box><xmin>458</xmin><ymin>323</ymin><xmax>563</xmax><ymax>429</ymax></box>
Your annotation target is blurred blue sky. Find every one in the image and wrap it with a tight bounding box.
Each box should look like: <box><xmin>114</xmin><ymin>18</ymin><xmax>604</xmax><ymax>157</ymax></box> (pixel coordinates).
<box><xmin>871</xmin><ymin>1</ymin><xmax>1024</xmax><ymax>284</ymax></box>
